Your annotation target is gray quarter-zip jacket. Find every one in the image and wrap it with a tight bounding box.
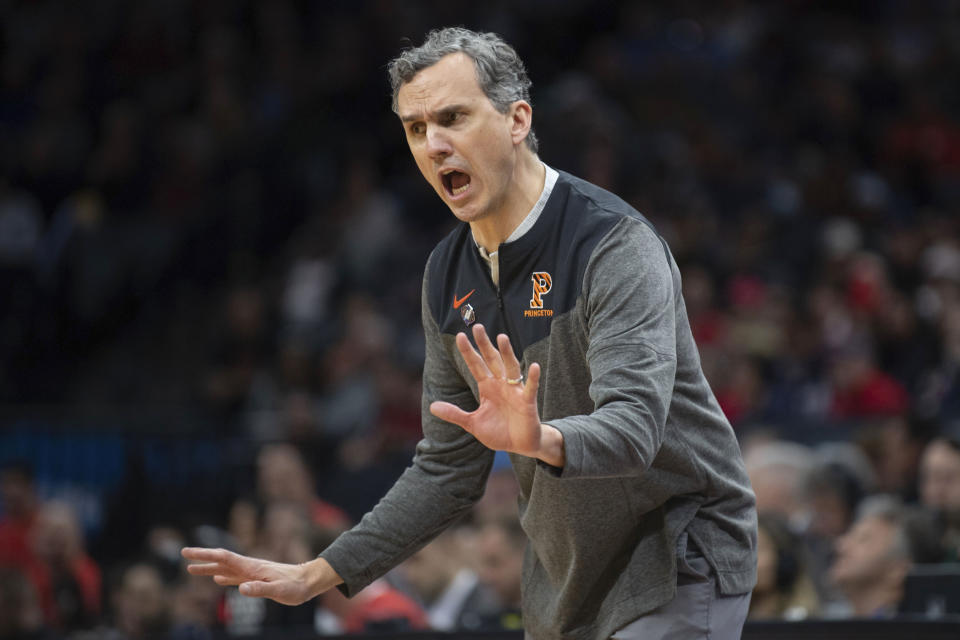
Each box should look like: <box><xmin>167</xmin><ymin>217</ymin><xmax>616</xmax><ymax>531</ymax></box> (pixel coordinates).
<box><xmin>320</xmin><ymin>170</ymin><xmax>757</xmax><ymax>639</ymax></box>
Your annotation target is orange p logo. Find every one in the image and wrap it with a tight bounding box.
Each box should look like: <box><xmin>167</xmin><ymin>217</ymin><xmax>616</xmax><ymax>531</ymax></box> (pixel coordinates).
<box><xmin>530</xmin><ymin>272</ymin><xmax>552</xmax><ymax>309</ymax></box>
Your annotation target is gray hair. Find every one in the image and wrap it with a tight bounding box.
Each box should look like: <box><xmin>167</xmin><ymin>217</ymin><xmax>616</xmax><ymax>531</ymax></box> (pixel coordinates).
<box><xmin>853</xmin><ymin>494</ymin><xmax>945</xmax><ymax>564</ymax></box>
<box><xmin>855</xmin><ymin>495</ymin><xmax>913</xmax><ymax>561</ymax></box>
<box><xmin>388</xmin><ymin>27</ymin><xmax>539</xmax><ymax>153</ymax></box>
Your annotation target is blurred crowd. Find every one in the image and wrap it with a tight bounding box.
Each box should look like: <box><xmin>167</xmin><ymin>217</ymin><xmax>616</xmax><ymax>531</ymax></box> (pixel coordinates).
<box><xmin>2</xmin><ymin>0</ymin><xmax>960</xmax><ymax>637</ymax></box>
<box><xmin>1</xmin><ymin>447</ymin><xmax>528</xmax><ymax>637</ymax></box>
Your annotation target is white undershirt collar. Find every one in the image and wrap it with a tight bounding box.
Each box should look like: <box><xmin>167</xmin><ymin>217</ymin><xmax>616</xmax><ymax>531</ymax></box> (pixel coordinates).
<box><xmin>476</xmin><ymin>163</ymin><xmax>558</xmax><ymax>286</ymax></box>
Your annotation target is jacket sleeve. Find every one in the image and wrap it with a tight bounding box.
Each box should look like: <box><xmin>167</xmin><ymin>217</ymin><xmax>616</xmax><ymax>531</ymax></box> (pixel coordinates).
<box><xmin>545</xmin><ymin>217</ymin><xmax>679</xmax><ymax>480</ymax></box>
<box><xmin>319</xmin><ymin>253</ymin><xmax>494</xmax><ymax>596</ymax></box>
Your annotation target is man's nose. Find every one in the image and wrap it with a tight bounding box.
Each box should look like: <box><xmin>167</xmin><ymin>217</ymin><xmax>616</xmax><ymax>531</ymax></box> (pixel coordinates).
<box><xmin>425</xmin><ymin>126</ymin><xmax>452</xmax><ymax>159</ymax></box>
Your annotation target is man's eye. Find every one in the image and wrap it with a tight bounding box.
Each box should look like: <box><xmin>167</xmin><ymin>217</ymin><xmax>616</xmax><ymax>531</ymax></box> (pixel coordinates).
<box><xmin>410</xmin><ymin>123</ymin><xmax>425</xmax><ymax>135</ymax></box>
<box><xmin>444</xmin><ymin>112</ymin><xmax>462</xmax><ymax>125</ymax></box>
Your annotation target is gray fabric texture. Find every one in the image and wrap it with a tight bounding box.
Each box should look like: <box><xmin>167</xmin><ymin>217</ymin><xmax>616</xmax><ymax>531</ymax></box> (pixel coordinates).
<box><xmin>609</xmin><ymin>533</ymin><xmax>751</xmax><ymax>639</ymax></box>
<box><xmin>320</xmin><ymin>171</ymin><xmax>757</xmax><ymax>640</ymax></box>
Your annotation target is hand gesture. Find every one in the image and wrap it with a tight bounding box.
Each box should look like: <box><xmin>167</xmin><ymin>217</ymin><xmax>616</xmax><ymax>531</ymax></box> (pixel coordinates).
<box><xmin>430</xmin><ymin>324</ymin><xmax>564</xmax><ymax>466</ymax></box>
<box><xmin>181</xmin><ymin>547</ymin><xmax>341</xmax><ymax>606</ymax></box>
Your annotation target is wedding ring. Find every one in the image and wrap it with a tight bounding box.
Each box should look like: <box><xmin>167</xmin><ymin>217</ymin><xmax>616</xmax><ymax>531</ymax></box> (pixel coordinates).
<box><xmin>506</xmin><ymin>376</ymin><xmax>524</xmax><ymax>385</ymax></box>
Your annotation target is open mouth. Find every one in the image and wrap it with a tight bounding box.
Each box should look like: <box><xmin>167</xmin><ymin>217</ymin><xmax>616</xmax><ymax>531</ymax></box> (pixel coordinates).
<box><xmin>441</xmin><ymin>170</ymin><xmax>472</xmax><ymax>197</ymax></box>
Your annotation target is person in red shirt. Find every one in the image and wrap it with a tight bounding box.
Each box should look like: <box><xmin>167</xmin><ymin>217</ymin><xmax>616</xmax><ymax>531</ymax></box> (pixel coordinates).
<box><xmin>256</xmin><ymin>444</ymin><xmax>350</xmax><ymax>532</ymax></box>
<box><xmin>0</xmin><ymin>461</ymin><xmax>39</xmax><ymax>569</ymax></box>
<box><xmin>317</xmin><ymin>579</ymin><xmax>428</xmax><ymax>634</ymax></box>
<box><xmin>829</xmin><ymin>344</ymin><xmax>908</xmax><ymax>419</ymax></box>
<box><xmin>24</xmin><ymin>500</ymin><xmax>102</xmax><ymax>632</ymax></box>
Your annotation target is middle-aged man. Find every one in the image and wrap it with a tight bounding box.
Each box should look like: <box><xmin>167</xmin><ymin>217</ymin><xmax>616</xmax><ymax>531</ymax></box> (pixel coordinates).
<box><xmin>827</xmin><ymin>495</ymin><xmax>921</xmax><ymax>618</ymax></box>
<box><xmin>918</xmin><ymin>431</ymin><xmax>960</xmax><ymax>561</ymax></box>
<box><xmin>184</xmin><ymin>27</ymin><xmax>757</xmax><ymax>639</ymax></box>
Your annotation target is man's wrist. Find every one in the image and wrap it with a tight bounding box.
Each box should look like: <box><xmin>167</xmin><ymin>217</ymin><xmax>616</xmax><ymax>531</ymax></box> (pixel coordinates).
<box><xmin>302</xmin><ymin>557</ymin><xmax>343</xmax><ymax>598</ymax></box>
<box><xmin>537</xmin><ymin>423</ymin><xmax>566</xmax><ymax>468</ymax></box>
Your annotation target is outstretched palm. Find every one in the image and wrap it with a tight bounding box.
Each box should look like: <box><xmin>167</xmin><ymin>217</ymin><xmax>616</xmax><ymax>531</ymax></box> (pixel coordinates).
<box><xmin>430</xmin><ymin>324</ymin><xmax>544</xmax><ymax>458</ymax></box>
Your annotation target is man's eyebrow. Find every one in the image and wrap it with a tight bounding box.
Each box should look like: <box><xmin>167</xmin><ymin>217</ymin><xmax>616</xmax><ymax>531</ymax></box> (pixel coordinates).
<box><xmin>399</xmin><ymin>104</ymin><xmax>468</xmax><ymax>123</ymax></box>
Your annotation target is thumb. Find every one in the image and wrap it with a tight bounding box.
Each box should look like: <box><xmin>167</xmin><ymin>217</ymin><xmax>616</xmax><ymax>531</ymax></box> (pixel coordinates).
<box><xmin>429</xmin><ymin>401</ymin><xmax>473</xmax><ymax>430</ymax></box>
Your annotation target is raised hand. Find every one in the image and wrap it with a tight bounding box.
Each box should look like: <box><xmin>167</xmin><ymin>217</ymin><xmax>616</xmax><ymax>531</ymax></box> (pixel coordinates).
<box><xmin>429</xmin><ymin>324</ymin><xmax>564</xmax><ymax>467</ymax></box>
<box><xmin>181</xmin><ymin>547</ymin><xmax>341</xmax><ymax>605</ymax></box>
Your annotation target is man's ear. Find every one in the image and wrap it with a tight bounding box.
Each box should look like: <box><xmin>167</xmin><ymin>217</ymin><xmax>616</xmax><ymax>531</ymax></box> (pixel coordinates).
<box><xmin>508</xmin><ymin>101</ymin><xmax>533</xmax><ymax>146</ymax></box>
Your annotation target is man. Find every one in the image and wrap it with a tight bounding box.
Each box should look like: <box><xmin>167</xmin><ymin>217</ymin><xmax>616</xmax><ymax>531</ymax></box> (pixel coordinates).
<box><xmin>474</xmin><ymin>518</ymin><xmax>526</xmax><ymax>629</ymax></box>
<box><xmin>398</xmin><ymin>525</ymin><xmax>502</xmax><ymax>631</ymax></box>
<box><xmin>183</xmin><ymin>27</ymin><xmax>757</xmax><ymax>639</ymax></box>
<box><xmin>918</xmin><ymin>432</ymin><xmax>960</xmax><ymax>561</ymax></box>
<box><xmin>827</xmin><ymin>495</ymin><xmax>921</xmax><ymax>617</ymax></box>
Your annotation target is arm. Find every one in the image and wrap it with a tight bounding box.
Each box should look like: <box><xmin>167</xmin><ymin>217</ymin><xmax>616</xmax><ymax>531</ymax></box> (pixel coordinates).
<box><xmin>183</xmin><ymin>257</ymin><xmax>495</xmax><ymax>602</ymax></box>
<box><xmin>318</xmin><ymin>258</ymin><xmax>495</xmax><ymax>596</ymax></box>
<box><xmin>546</xmin><ymin>217</ymin><xmax>679</xmax><ymax>479</ymax></box>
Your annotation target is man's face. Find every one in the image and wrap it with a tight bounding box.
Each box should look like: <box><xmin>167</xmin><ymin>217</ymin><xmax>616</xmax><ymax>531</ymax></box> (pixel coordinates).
<box><xmin>919</xmin><ymin>439</ymin><xmax>960</xmax><ymax>514</ymax></box>
<box><xmin>397</xmin><ymin>52</ymin><xmax>522</xmax><ymax>224</ymax></box>
<box><xmin>829</xmin><ymin>515</ymin><xmax>905</xmax><ymax>589</ymax></box>
<box><xmin>476</xmin><ymin>525</ymin><xmax>523</xmax><ymax>607</ymax></box>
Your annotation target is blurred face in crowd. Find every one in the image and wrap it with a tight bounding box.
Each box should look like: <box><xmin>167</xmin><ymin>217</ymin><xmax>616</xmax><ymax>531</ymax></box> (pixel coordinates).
<box><xmin>754</xmin><ymin>526</ymin><xmax>778</xmax><ymax>596</ymax></box>
<box><xmin>259</xmin><ymin>502</ymin><xmax>312</xmax><ymax>564</ymax></box>
<box><xmin>31</xmin><ymin>502</ymin><xmax>83</xmax><ymax>566</ymax></box>
<box><xmin>397</xmin><ymin>52</ymin><xmax>531</xmax><ymax>226</ymax></box>
<box><xmin>806</xmin><ymin>487</ymin><xmax>852</xmax><ymax>540</ymax></box>
<box><xmin>0</xmin><ymin>469</ymin><xmax>35</xmax><ymax>519</ymax></box>
<box><xmin>113</xmin><ymin>564</ymin><xmax>168</xmax><ymax>637</ymax></box>
<box><xmin>919</xmin><ymin>439</ymin><xmax>960</xmax><ymax>515</ymax></box>
<box><xmin>829</xmin><ymin>514</ymin><xmax>908</xmax><ymax>590</ymax></box>
<box><xmin>402</xmin><ymin>534</ymin><xmax>460</xmax><ymax>603</ymax></box>
<box><xmin>476</xmin><ymin>524</ymin><xmax>524</xmax><ymax>608</ymax></box>
<box><xmin>256</xmin><ymin>444</ymin><xmax>312</xmax><ymax>504</ymax></box>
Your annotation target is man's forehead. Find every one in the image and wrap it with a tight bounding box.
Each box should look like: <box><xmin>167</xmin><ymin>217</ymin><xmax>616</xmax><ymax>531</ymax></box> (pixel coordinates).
<box><xmin>396</xmin><ymin>52</ymin><xmax>484</xmax><ymax>115</ymax></box>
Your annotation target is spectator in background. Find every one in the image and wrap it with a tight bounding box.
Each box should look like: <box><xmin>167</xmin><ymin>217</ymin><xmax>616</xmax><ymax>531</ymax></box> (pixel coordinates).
<box><xmin>857</xmin><ymin>417</ymin><xmax>929</xmax><ymax>501</ymax></box>
<box><xmin>918</xmin><ymin>431</ymin><xmax>960</xmax><ymax>561</ymax></box>
<box><xmin>168</xmin><ymin>573</ymin><xmax>222</xmax><ymax>640</ymax></box>
<box><xmin>0</xmin><ymin>567</ymin><xmax>47</xmax><ymax>640</ymax></box>
<box><xmin>25</xmin><ymin>501</ymin><xmax>101</xmax><ymax>633</ymax></box>
<box><xmin>743</xmin><ymin>439</ymin><xmax>815</xmax><ymax>528</ymax></box>
<box><xmin>315</xmin><ymin>529</ymin><xmax>428</xmax><ymax>635</ymax></box>
<box><xmin>397</xmin><ymin>524</ymin><xmax>501</xmax><ymax>631</ymax></box>
<box><xmin>827</xmin><ymin>495</ymin><xmax>939</xmax><ymax>618</ymax></box>
<box><xmin>97</xmin><ymin>563</ymin><xmax>170</xmax><ymax>640</ymax></box>
<box><xmin>474</xmin><ymin>518</ymin><xmax>526</xmax><ymax>631</ymax></box>
<box><xmin>202</xmin><ymin>284</ymin><xmax>273</xmax><ymax>421</ymax></box>
<box><xmin>828</xmin><ymin>340</ymin><xmax>909</xmax><ymax>420</ymax></box>
<box><xmin>221</xmin><ymin>501</ymin><xmax>317</xmax><ymax>635</ymax></box>
<box><xmin>315</xmin><ymin>579</ymin><xmax>429</xmax><ymax>635</ymax></box>
<box><xmin>749</xmin><ymin>515</ymin><xmax>820</xmax><ymax>620</ymax></box>
<box><xmin>0</xmin><ymin>461</ymin><xmax>39</xmax><ymax>569</ymax></box>
<box><xmin>255</xmin><ymin>443</ymin><xmax>350</xmax><ymax>534</ymax></box>
<box><xmin>472</xmin><ymin>463</ymin><xmax>521</xmax><ymax>526</ymax></box>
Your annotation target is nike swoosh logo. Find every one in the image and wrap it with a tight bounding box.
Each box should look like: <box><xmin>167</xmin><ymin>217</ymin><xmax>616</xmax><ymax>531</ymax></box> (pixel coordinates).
<box><xmin>453</xmin><ymin>289</ymin><xmax>475</xmax><ymax>309</ymax></box>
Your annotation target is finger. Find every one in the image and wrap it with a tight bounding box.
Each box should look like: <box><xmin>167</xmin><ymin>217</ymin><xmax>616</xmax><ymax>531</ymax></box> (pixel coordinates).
<box><xmin>429</xmin><ymin>401</ymin><xmax>475</xmax><ymax>432</ymax></box>
<box><xmin>455</xmin><ymin>330</ymin><xmax>493</xmax><ymax>381</ymax></box>
<box><xmin>214</xmin><ymin>575</ymin><xmax>244</xmax><ymax>586</ymax></box>
<box><xmin>473</xmin><ymin>324</ymin><xmax>505</xmax><ymax>378</ymax></box>
<box><xmin>239</xmin><ymin>580</ymin><xmax>288</xmax><ymax>601</ymax></box>
<box><xmin>186</xmin><ymin>562</ymin><xmax>226</xmax><ymax>576</ymax></box>
<box><xmin>183</xmin><ymin>548</ymin><xmax>258</xmax><ymax>581</ymax></box>
<box><xmin>497</xmin><ymin>334</ymin><xmax>523</xmax><ymax>380</ymax></box>
<box><xmin>524</xmin><ymin>362</ymin><xmax>541</xmax><ymax>403</ymax></box>
<box><xmin>181</xmin><ymin>547</ymin><xmax>246</xmax><ymax>569</ymax></box>
<box><xmin>182</xmin><ymin>547</ymin><xmax>227</xmax><ymax>562</ymax></box>
<box><xmin>239</xmin><ymin>581</ymin><xmax>270</xmax><ymax>597</ymax></box>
